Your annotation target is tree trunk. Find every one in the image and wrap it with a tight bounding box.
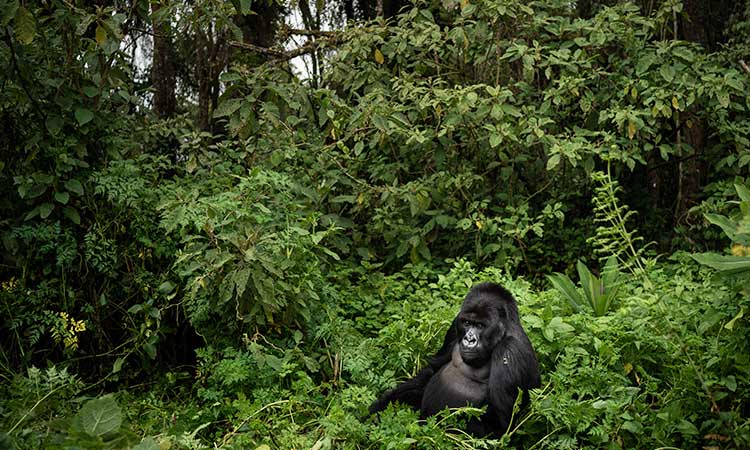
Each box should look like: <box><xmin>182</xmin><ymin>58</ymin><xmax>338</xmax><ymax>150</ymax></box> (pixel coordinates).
<box><xmin>151</xmin><ymin>2</ymin><xmax>176</xmax><ymax>118</ymax></box>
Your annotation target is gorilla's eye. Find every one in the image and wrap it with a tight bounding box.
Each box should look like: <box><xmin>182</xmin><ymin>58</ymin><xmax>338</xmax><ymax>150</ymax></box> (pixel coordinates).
<box><xmin>461</xmin><ymin>319</ymin><xmax>483</xmax><ymax>329</ymax></box>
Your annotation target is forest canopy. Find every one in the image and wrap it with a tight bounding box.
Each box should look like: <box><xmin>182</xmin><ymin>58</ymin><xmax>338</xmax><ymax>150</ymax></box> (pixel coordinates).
<box><xmin>1</xmin><ymin>0</ymin><xmax>749</xmax><ymax>448</ymax></box>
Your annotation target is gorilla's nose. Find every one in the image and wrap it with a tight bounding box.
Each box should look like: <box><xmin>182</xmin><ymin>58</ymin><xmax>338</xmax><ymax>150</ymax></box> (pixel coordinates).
<box><xmin>463</xmin><ymin>332</ymin><xmax>478</xmax><ymax>348</ymax></box>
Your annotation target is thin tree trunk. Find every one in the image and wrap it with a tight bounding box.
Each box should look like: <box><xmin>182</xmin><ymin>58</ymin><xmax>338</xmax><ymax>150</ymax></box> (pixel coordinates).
<box><xmin>151</xmin><ymin>2</ymin><xmax>176</xmax><ymax>118</ymax></box>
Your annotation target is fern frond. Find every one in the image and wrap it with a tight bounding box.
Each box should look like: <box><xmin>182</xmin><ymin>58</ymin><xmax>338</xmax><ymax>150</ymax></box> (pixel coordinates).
<box><xmin>587</xmin><ymin>165</ymin><xmax>649</xmax><ymax>276</ymax></box>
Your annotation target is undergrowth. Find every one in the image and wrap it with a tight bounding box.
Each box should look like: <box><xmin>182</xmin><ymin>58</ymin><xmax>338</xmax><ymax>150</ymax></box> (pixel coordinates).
<box><xmin>2</xmin><ymin>257</ymin><xmax>748</xmax><ymax>449</ymax></box>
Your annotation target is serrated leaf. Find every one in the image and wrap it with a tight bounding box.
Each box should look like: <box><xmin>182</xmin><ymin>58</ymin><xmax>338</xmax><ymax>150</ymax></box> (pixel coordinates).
<box><xmin>374</xmin><ymin>48</ymin><xmax>384</xmax><ymax>65</ymax></box>
<box><xmin>14</xmin><ymin>6</ymin><xmax>35</xmax><ymax>44</ymax></box>
<box><xmin>627</xmin><ymin>120</ymin><xmax>636</xmax><ymax>139</ymax></box>
<box><xmin>76</xmin><ymin>396</ymin><xmax>123</xmax><ymax>436</ymax></box>
<box><xmin>75</xmin><ymin>108</ymin><xmax>94</xmax><ymax>126</ymax></box>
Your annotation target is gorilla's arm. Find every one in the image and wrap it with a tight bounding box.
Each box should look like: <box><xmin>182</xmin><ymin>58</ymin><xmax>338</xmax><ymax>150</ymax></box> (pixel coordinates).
<box><xmin>487</xmin><ymin>332</ymin><xmax>540</xmax><ymax>432</ymax></box>
<box><xmin>369</xmin><ymin>318</ymin><xmax>460</xmax><ymax>413</ymax></box>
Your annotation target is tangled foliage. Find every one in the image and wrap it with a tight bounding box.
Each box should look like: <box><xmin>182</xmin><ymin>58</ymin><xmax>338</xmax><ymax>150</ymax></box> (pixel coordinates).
<box><xmin>1</xmin><ymin>0</ymin><xmax>750</xmax><ymax>448</ymax></box>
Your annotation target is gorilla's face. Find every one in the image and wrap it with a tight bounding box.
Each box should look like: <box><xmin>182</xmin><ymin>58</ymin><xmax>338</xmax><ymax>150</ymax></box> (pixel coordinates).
<box><xmin>457</xmin><ymin>297</ymin><xmax>506</xmax><ymax>366</ymax></box>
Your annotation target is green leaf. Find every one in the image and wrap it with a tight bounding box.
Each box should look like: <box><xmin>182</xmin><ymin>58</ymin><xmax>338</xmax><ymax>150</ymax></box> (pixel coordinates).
<box><xmin>158</xmin><ymin>281</ymin><xmax>175</xmax><ymax>294</ymax></box>
<box><xmin>725</xmin><ymin>307</ymin><xmax>745</xmax><ymax>331</ymax></box>
<box><xmin>239</xmin><ymin>0</ymin><xmax>252</xmax><ymax>15</ymax></box>
<box><xmin>489</xmin><ymin>133</ymin><xmax>502</xmax><ymax>148</ymax></box>
<box><xmin>691</xmin><ymin>253</ymin><xmax>750</xmax><ymax>275</ymax></box>
<box><xmin>546</xmin><ymin>273</ymin><xmax>582</xmax><ymax>312</ymax></box>
<box><xmin>64</xmin><ymin>178</ymin><xmax>84</xmax><ymax>195</ymax></box>
<box><xmin>735</xmin><ymin>183</ymin><xmax>750</xmax><ymax>203</ymax></box>
<box><xmin>74</xmin><ymin>108</ymin><xmax>94</xmax><ymax>126</ymax></box>
<box><xmin>39</xmin><ymin>202</ymin><xmax>54</xmax><ymax>219</ymax></box>
<box><xmin>704</xmin><ymin>213</ymin><xmax>738</xmax><ymax>241</ymax></box>
<box><xmin>112</xmin><ymin>357</ymin><xmax>124</xmax><ymax>374</ymax></box>
<box><xmin>659</xmin><ymin>65</ymin><xmax>675</xmax><ymax>82</ymax></box>
<box><xmin>546</xmin><ymin>153</ymin><xmax>561</xmax><ymax>170</ymax></box>
<box><xmin>671</xmin><ymin>46</ymin><xmax>694</xmax><ymax>63</ymax></box>
<box><xmin>132</xmin><ymin>437</ymin><xmax>160</xmax><ymax>450</ymax></box>
<box><xmin>14</xmin><ymin>6</ymin><xmax>35</xmax><ymax>44</ymax></box>
<box><xmin>55</xmin><ymin>191</ymin><xmax>70</xmax><ymax>204</ymax></box>
<box><xmin>717</xmin><ymin>91</ymin><xmax>730</xmax><ymax>108</ymax></box>
<box><xmin>63</xmin><ymin>207</ymin><xmax>81</xmax><ymax>224</ymax></box>
<box><xmin>1</xmin><ymin>0</ymin><xmax>19</xmax><ymax>27</ymax></box>
<box><xmin>95</xmin><ymin>23</ymin><xmax>107</xmax><ymax>44</ymax></box>
<box><xmin>635</xmin><ymin>53</ymin><xmax>656</xmax><ymax>75</ymax></box>
<box><xmin>82</xmin><ymin>86</ymin><xmax>99</xmax><ymax>97</ymax></box>
<box><xmin>75</xmin><ymin>13</ymin><xmax>95</xmax><ymax>35</ymax></box>
<box><xmin>213</xmin><ymin>99</ymin><xmax>243</xmax><ymax>118</ymax></box>
<box><xmin>75</xmin><ymin>396</ymin><xmax>123</xmax><ymax>437</ymax></box>
<box><xmin>45</xmin><ymin>116</ymin><xmax>64</xmax><ymax>135</ymax></box>
<box><xmin>461</xmin><ymin>3</ymin><xmax>476</xmax><ymax>17</ymax></box>
<box><xmin>143</xmin><ymin>342</ymin><xmax>157</xmax><ymax>359</ymax></box>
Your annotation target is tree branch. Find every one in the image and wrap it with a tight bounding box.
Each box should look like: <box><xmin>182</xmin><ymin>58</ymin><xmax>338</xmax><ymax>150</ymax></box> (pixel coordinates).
<box><xmin>228</xmin><ymin>30</ymin><xmax>342</xmax><ymax>63</ymax></box>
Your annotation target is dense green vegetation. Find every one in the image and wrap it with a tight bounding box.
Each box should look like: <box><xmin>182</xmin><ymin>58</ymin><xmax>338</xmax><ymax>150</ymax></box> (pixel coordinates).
<box><xmin>1</xmin><ymin>0</ymin><xmax>749</xmax><ymax>448</ymax></box>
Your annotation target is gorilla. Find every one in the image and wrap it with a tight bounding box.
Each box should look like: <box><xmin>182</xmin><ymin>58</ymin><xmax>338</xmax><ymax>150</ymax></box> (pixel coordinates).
<box><xmin>370</xmin><ymin>282</ymin><xmax>540</xmax><ymax>437</ymax></box>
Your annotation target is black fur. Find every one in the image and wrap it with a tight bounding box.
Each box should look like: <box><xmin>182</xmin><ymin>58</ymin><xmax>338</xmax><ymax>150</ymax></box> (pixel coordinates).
<box><xmin>370</xmin><ymin>282</ymin><xmax>540</xmax><ymax>437</ymax></box>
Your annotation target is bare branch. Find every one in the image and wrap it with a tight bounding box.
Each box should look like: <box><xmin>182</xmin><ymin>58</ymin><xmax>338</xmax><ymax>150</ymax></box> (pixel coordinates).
<box><xmin>228</xmin><ymin>30</ymin><xmax>343</xmax><ymax>63</ymax></box>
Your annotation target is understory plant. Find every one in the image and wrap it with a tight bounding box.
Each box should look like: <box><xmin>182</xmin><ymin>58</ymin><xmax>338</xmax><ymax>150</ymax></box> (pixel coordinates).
<box><xmin>546</xmin><ymin>256</ymin><xmax>622</xmax><ymax>316</ymax></box>
<box><xmin>588</xmin><ymin>168</ymin><xmax>649</xmax><ymax>276</ymax></box>
<box><xmin>692</xmin><ymin>182</ymin><xmax>750</xmax><ymax>292</ymax></box>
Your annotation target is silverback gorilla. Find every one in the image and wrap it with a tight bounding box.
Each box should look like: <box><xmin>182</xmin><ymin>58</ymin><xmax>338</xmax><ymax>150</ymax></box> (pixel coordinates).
<box><xmin>370</xmin><ymin>282</ymin><xmax>540</xmax><ymax>437</ymax></box>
